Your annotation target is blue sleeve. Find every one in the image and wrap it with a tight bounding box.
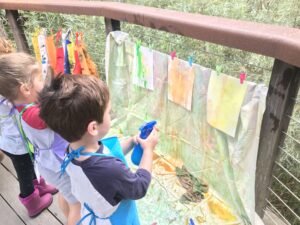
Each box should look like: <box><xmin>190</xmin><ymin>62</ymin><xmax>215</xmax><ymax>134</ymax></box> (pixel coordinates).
<box><xmin>80</xmin><ymin>156</ymin><xmax>151</xmax><ymax>206</ymax></box>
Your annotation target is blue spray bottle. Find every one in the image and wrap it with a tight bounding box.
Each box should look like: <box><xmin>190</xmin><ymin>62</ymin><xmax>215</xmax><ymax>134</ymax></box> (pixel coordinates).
<box><xmin>131</xmin><ymin>120</ymin><xmax>157</xmax><ymax>166</ymax></box>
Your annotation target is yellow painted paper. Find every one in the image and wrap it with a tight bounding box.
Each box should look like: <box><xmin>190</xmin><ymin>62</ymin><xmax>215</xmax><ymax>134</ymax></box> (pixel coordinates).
<box><xmin>168</xmin><ymin>57</ymin><xmax>195</xmax><ymax>111</ymax></box>
<box><xmin>207</xmin><ymin>71</ymin><xmax>247</xmax><ymax>137</ymax></box>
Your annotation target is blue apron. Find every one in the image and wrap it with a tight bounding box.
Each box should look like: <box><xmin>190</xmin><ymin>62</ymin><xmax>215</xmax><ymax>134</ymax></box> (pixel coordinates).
<box><xmin>61</xmin><ymin>136</ymin><xmax>140</xmax><ymax>225</ymax></box>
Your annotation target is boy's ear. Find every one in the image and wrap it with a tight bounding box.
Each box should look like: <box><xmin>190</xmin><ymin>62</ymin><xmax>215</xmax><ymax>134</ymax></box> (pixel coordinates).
<box><xmin>86</xmin><ymin>121</ymin><xmax>99</xmax><ymax>136</ymax></box>
<box><xmin>19</xmin><ymin>83</ymin><xmax>31</xmax><ymax>97</ymax></box>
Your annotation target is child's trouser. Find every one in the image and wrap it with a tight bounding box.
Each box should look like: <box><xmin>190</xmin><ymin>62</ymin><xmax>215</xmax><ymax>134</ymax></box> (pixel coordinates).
<box><xmin>3</xmin><ymin>151</ymin><xmax>36</xmax><ymax>198</ymax></box>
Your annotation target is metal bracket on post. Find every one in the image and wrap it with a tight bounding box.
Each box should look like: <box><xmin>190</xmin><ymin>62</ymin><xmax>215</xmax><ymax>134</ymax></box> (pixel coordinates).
<box><xmin>104</xmin><ymin>18</ymin><xmax>121</xmax><ymax>36</ymax></box>
<box><xmin>5</xmin><ymin>10</ymin><xmax>29</xmax><ymax>53</ymax></box>
<box><xmin>255</xmin><ymin>59</ymin><xmax>300</xmax><ymax>217</ymax></box>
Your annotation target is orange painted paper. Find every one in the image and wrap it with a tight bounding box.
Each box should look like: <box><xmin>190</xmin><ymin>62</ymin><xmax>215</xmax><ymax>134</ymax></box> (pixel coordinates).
<box><xmin>168</xmin><ymin>57</ymin><xmax>195</xmax><ymax>110</ymax></box>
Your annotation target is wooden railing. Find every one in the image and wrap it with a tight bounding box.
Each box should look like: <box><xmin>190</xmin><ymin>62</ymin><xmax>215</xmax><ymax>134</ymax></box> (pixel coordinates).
<box><xmin>0</xmin><ymin>0</ymin><xmax>299</xmax><ymax>220</ymax></box>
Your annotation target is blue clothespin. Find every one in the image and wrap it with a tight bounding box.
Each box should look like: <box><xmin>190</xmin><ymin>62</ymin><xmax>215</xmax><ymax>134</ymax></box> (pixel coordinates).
<box><xmin>188</xmin><ymin>56</ymin><xmax>193</xmax><ymax>67</ymax></box>
<box><xmin>189</xmin><ymin>218</ymin><xmax>195</xmax><ymax>225</ymax></box>
<box><xmin>216</xmin><ymin>65</ymin><xmax>222</xmax><ymax>76</ymax></box>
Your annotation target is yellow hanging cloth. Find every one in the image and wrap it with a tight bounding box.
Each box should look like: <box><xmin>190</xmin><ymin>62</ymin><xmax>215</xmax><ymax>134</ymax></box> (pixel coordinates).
<box><xmin>67</xmin><ymin>37</ymin><xmax>75</xmax><ymax>73</ymax></box>
<box><xmin>32</xmin><ymin>28</ymin><xmax>41</xmax><ymax>62</ymax></box>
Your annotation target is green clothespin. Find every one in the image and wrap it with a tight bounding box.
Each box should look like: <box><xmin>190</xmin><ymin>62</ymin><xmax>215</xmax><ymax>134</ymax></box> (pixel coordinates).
<box><xmin>216</xmin><ymin>65</ymin><xmax>222</xmax><ymax>76</ymax></box>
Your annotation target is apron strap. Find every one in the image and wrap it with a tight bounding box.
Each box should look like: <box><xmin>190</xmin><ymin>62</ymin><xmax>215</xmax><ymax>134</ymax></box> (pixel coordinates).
<box><xmin>15</xmin><ymin>103</ymin><xmax>35</xmax><ymax>162</ymax></box>
<box><xmin>76</xmin><ymin>203</ymin><xmax>110</xmax><ymax>225</ymax></box>
<box><xmin>60</xmin><ymin>145</ymin><xmax>110</xmax><ymax>176</ymax></box>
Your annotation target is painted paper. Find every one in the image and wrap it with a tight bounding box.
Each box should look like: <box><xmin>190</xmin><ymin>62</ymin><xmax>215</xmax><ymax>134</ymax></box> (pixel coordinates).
<box><xmin>207</xmin><ymin>71</ymin><xmax>247</xmax><ymax>137</ymax></box>
<box><xmin>132</xmin><ymin>44</ymin><xmax>154</xmax><ymax>90</ymax></box>
<box><xmin>168</xmin><ymin>57</ymin><xmax>195</xmax><ymax>111</ymax></box>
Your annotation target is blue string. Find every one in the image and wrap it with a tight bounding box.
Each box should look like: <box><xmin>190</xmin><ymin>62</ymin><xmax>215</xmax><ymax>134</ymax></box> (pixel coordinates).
<box><xmin>60</xmin><ymin>146</ymin><xmax>109</xmax><ymax>177</ymax></box>
<box><xmin>60</xmin><ymin>146</ymin><xmax>85</xmax><ymax>177</ymax></box>
<box><xmin>76</xmin><ymin>203</ymin><xmax>100</xmax><ymax>225</ymax></box>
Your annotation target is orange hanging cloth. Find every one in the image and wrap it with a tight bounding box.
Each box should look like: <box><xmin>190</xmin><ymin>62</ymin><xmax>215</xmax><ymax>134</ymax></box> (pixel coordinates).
<box><xmin>46</xmin><ymin>32</ymin><xmax>57</xmax><ymax>73</ymax></box>
<box><xmin>55</xmin><ymin>29</ymin><xmax>64</xmax><ymax>75</ymax></box>
<box><xmin>74</xmin><ymin>32</ymin><xmax>98</xmax><ymax>76</ymax></box>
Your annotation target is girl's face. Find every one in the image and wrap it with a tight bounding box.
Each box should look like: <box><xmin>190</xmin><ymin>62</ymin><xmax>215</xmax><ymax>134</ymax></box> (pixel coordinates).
<box><xmin>27</xmin><ymin>69</ymin><xmax>44</xmax><ymax>103</ymax></box>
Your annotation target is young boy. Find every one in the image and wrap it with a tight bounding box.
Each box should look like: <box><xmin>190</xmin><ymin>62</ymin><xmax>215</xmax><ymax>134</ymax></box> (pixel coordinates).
<box><xmin>39</xmin><ymin>74</ymin><xmax>158</xmax><ymax>225</ymax></box>
<box><xmin>0</xmin><ymin>53</ymin><xmax>80</xmax><ymax>222</ymax></box>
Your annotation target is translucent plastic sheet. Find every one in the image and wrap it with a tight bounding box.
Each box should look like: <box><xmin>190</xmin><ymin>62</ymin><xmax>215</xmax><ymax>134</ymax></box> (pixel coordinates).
<box><xmin>105</xmin><ymin>31</ymin><xmax>267</xmax><ymax>225</ymax></box>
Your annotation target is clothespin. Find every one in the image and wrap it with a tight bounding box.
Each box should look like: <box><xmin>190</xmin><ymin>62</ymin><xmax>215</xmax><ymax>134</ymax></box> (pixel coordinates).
<box><xmin>188</xmin><ymin>56</ymin><xmax>193</xmax><ymax>67</ymax></box>
<box><xmin>240</xmin><ymin>72</ymin><xmax>246</xmax><ymax>84</ymax></box>
<box><xmin>151</xmin><ymin>223</ymin><xmax>157</xmax><ymax>225</ymax></box>
<box><xmin>216</xmin><ymin>65</ymin><xmax>222</xmax><ymax>76</ymax></box>
<box><xmin>189</xmin><ymin>218</ymin><xmax>195</xmax><ymax>225</ymax></box>
<box><xmin>170</xmin><ymin>51</ymin><xmax>176</xmax><ymax>60</ymax></box>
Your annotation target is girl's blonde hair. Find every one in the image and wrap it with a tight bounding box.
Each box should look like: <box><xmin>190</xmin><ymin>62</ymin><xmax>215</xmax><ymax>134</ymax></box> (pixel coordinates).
<box><xmin>0</xmin><ymin>37</ymin><xmax>14</xmax><ymax>54</ymax></box>
<box><xmin>0</xmin><ymin>53</ymin><xmax>40</xmax><ymax>101</ymax></box>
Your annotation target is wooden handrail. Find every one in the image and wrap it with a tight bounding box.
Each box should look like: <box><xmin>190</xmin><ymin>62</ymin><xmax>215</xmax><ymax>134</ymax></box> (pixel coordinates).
<box><xmin>0</xmin><ymin>0</ymin><xmax>300</xmax><ymax>67</ymax></box>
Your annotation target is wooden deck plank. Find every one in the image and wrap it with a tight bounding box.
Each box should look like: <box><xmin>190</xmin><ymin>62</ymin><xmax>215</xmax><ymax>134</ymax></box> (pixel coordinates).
<box><xmin>2</xmin><ymin>157</ymin><xmax>67</xmax><ymax>224</ymax></box>
<box><xmin>0</xmin><ymin>195</ymin><xmax>25</xmax><ymax>225</ymax></box>
<box><xmin>0</xmin><ymin>163</ymin><xmax>62</xmax><ymax>225</ymax></box>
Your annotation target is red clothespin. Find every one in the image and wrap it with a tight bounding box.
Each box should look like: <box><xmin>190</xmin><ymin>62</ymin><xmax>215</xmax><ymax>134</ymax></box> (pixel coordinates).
<box><xmin>170</xmin><ymin>51</ymin><xmax>176</xmax><ymax>60</ymax></box>
<box><xmin>240</xmin><ymin>72</ymin><xmax>246</xmax><ymax>84</ymax></box>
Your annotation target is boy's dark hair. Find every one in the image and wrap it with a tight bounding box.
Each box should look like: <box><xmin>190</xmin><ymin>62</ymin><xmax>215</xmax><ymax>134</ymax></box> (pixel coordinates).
<box><xmin>39</xmin><ymin>74</ymin><xmax>109</xmax><ymax>142</ymax></box>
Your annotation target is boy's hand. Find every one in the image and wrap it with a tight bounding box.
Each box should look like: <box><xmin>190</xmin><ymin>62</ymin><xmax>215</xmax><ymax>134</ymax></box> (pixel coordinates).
<box><xmin>137</xmin><ymin>126</ymin><xmax>159</xmax><ymax>152</ymax></box>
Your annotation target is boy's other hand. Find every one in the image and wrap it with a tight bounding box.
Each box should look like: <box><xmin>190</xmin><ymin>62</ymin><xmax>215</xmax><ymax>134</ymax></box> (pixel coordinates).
<box><xmin>137</xmin><ymin>126</ymin><xmax>159</xmax><ymax>152</ymax></box>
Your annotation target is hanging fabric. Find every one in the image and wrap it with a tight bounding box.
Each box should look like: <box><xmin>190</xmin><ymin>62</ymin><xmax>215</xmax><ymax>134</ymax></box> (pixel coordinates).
<box><xmin>32</xmin><ymin>28</ymin><xmax>41</xmax><ymax>63</ymax></box>
<box><xmin>74</xmin><ymin>32</ymin><xmax>98</xmax><ymax>76</ymax></box>
<box><xmin>37</xmin><ymin>29</ymin><xmax>49</xmax><ymax>80</ymax></box>
<box><xmin>62</xmin><ymin>29</ymin><xmax>71</xmax><ymax>74</ymax></box>
<box><xmin>67</xmin><ymin>36</ymin><xmax>75</xmax><ymax>73</ymax></box>
<box><xmin>46</xmin><ymin>30</ymin><xmax>57</xmax><ymax>74</ymax></box>
<box><xmin>55</xmin><ymin>29</ymin><xmax>64</xmax><ymax>75</ymax></box>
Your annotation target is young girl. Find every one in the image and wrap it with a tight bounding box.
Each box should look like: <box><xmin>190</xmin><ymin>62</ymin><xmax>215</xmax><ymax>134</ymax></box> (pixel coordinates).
<box><xmin>0</xmin><ymin>52</ymin><xmax>81</xmax><ymax>224</ymax></box>
<box><xmin>0</xmin><ymin>36</ymin><xmax>13</xmax><ymax>162</ymax></box>
<box><xmin>0</xmin><ymin>43</ymin><xmax>55</xmax><ymax>217</ymax></box>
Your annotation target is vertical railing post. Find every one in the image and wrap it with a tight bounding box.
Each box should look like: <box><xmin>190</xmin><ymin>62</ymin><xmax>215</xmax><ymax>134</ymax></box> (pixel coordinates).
<box><xmin>104</xmin><ymin>18</ymin><xmax>121</xmax><ymax>36</ymax></box>
<box><xmin>255</xmin><ymin>59</ymin><xmax>300</xmax><ymax>217</ymax></box>
<box><xmin>5</xmin><ymin>10</ymin><xmax>29</xmax><ymax>53</ymax></box>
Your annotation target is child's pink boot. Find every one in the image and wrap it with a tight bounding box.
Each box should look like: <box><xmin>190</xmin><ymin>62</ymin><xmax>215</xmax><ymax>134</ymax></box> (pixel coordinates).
<box><xmin>19</xmin><ymin>188</ymin><xmax>53</xmax><ymax>217</ymax></box>
<box><xmin>33</xmin><ymin>177</ymin><xmax>58</xmax><ymax>196</ymax></box>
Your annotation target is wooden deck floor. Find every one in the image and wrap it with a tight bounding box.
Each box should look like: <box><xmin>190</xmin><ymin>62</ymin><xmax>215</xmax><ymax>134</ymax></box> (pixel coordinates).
<box><xmin>0</xmin><ymin>157</ymin><xmax>66</xmax><ymax>225</ymax></box>
<box><xmin>1</xmin><ymin>155</ymin><xmax>289</xmax><ymax>225</ymax></box>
